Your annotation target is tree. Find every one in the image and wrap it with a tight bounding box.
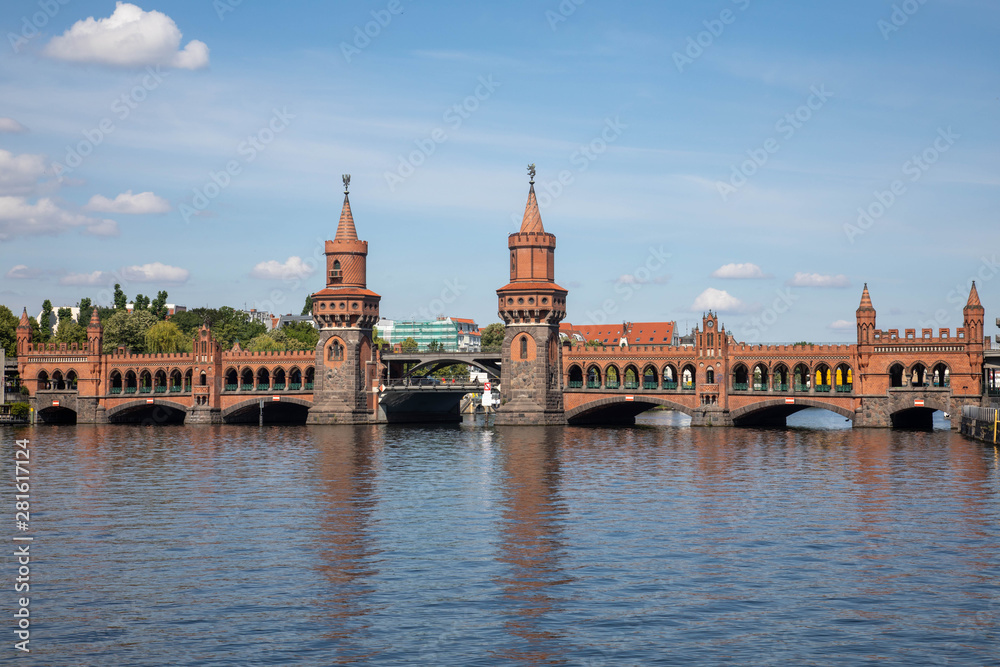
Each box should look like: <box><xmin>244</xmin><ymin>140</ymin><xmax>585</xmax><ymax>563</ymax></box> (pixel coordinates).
<box><xmin>38</xmin><ymin>300</ymin><xmax>53</xmax><ymax>342</ymax></box>
<box><xmin>0</xmin><ymin>305</ymin><xmax>18</xmax><ymax>356</ymax></box>
<box><xmin>400</xmin><ymin>337</ymin><xmax>418</xmax><ymax>352</ymax></box>
<box><xmin>427</xmin><ymin>339</ymin><xmax>442</xmax><ymax>352</ymax></box>
<box><xmin>77</xmin><ymin>298</ymin><xmax>94</xmax><ymax>326</ymax></box>
<box><xmin>247</xmin><ymin>333</ymin><xmax>283</xmax><ymax>352</ymax></box>
<box><xmin>27</xmin><ymin>317</ymin><xmax>41</xmax><ymax>344</ymax></box>
<box><xmin>150</xmin><ymin>290</ymin><xmax>169</xmax><ymax>320</ymax></box>
<box><xmin>372</xmin><ymin>325</ymin><xmax>388</xmax><ymax>349</ymax></box>
<box><xmin>169</xmin><ymin>307</ymin><xmax>266</xmax><ymax>349</ymax></box>
<box><xmin>103</xmin><ymin>309</ymin><xmax>157</xmax><ymax>353</ymax></box>
<box><xmin>301</xmin><ymin>295</ymin><xmax>313</xmax><ymax>316</ymax></box>
<box><xmin>481</xmin><ymin>323</ymin><xmax>505</xmax><ymax>350</ymax></box>
<box><xmin>284</xmin><ymin>321</ymin><xmax>319</xmax><ymax>350</ymax></box>
<box><xmin>113</xmin><ymin>284</ymin><xmax>127</xmax><ymax>310</ymax></box>
<box><xmin>54</xmin><ymin>316</ymin><xmax>86</xmax><ymax>346</ymax></box>
<box><xmin>145</xmin><ymin>321</ymin><xmax>189</xmax><ymax>353</ymax></box>
<box><xmin>133</xmin><ymin>294</ymin><xmax>150</xmax><ymax>311</ymax></box>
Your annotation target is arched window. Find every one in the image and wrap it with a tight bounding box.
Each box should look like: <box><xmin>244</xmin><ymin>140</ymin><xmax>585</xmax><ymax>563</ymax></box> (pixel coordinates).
<box><xmin>329</xmin><ymin>341</ymin><xmax>344</xmax><ymax>361</ymax></box>
<box><xmin>520</xmin><ymin>336</ymin><xmax>528</xmax><ymax>360</ymax></box>
<box><xmin>706</xmin><ymin>368</ymin><xmax>715</xmax><ymax>384</ymax></box>
<box><xmin>889</xmin><ymin>363</ymin><xmax>904</xmax><ymax>388</ymax></box>
<box><xmin>567</xmin><ymin>365</ymin><xmax>583</xmax><ymax>388</ymax></box>
<box><xmin>200</xmin><ymin>372</ymin><xmax>207</xmax><ymax>386</ymax></box>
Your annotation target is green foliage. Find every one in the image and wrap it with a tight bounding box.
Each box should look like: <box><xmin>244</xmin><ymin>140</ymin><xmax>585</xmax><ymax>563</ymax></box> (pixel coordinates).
<box><xmin>792</xmin><ymin>341</ymin><xmax>813</xmax><ymax>346</ymax></box>
<box><xmin>27</xmin><ymin>317</ymin><xmax>41</xmax><ymax>344</ymax></box>
<box><xmin>38</xmin><ymin>300</ymin><xmax>53</xmax><ymax>342</ymax></box>
<box><xmin>372</xmin><ymin>326</ymin><xmax>388</xmax><ymax>349</ymax></box>
<box><xmin>480</xmin><ymin>323</ymin><xmax>505</xmax><ymax>350</ymax></box>
<box><xmin>77</xmin><ymin>298</ymin><xmax>94</xmax><ymax>326</ymax></box>
<box><xmin>145</xmin><ymin>321</ymin><xmax>190</xmax><ymax>353</ymax></box>
<box><xmin>0</xmin><ymin>305</ymin><xmax>17</xmax><ymax>355</ymax></box>
<box><xmin>170</xmin><ymin>307</ymin><xmax>266</xmax><ymax>350</ymax></box>
<box><xmin>301</xmin><ymin>295</ymin><xmax>313</xmax><ymax>316</ymax></box>
<box><xmin>57</xmin><ymin>306</ymin><xmax>72</xmax><ymax>322</ymax></box>
<box><xmin>150</xmin><ymin>290</ymin><xmax>169</xmax><ymax>320</ymax></box>
<box><xmin>102</xmin><ymin>309</ymin><xmax>157</xmax><ymax>353</ymax></box>
<box><xmin>400</xmin><ymin>337</ymin><xmax>419</xmax><ymax>352</ymax></box>
<box><xmin>10</xmin><ymin>403</ymin><xmax>29</xmax><ymax>419</ymax></box>
<box><xmin>113</xmin><ymin>284</ymin><xmax>127</xmax><ymax>310</ymax></box>
<box><xmin>133</xmin><ymin>294</ymin><xmax>150</xmax><ymax>311</ymax></box>
<box><xmin>431</xmin><ymin>364</ymin><xmax>469</xmax><ymax>380</ymax></box>
<box><xmin>427</xmin><ymin>340</ymin><xmax>442</xmax><ymax>352</ymax></box>
<box><xmin>247</xmin><ymin>334</ymin><xmax>283</xmax><ymax>352</ymax></box>
<box><xmin>284</xmin><ymin>321</ymin><xmax>319</xmax><ymax>350</ymax></box>
<box><xmin>54</xmin><ymin>317</ymin><xmax>86</xmax><ymax>346</ymax></box>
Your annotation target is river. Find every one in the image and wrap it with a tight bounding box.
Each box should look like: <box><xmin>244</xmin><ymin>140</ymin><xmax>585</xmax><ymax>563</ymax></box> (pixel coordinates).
<box><xmin>2</xmin><ymin>409</ymin><xmax>998</xmax><ymax>665</ymax></box>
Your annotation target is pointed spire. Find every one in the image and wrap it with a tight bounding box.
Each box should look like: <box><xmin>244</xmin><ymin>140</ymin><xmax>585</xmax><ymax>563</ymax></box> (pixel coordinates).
<box><xmin>18</xmin><ymin>307</ymin><xmax>29</xmax><ymax>328</ymax></box>
<box><xmin>88</xmin><ymin>307</ymin><xmax>101</xmax><ymax>327</ymax></box>
<box><xmin>966</xmin><ymin>281</ymin><xmax>982</xmax><ymax>308</ymax></box>
<box><xmin>333</xmin><ymin>174</ymin><xmax>358</xmax><ymax>242</ymax></box>
<box><xmin>858</xmin><ymin>283</ymin><xmax>873</xmax><ymax>310</ymax></box>
<box><xmin>519</xmin><ymin>165</ymin><xmax>544</xmax><ymax>234</ymax></box>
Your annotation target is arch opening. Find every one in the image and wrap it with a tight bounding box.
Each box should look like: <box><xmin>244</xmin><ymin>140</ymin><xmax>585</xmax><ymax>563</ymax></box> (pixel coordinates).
<box><xmin>108</xmin><ymin>402</ymin><xmax>187</xmax><ymax>425</ymax></box>
<box><xmin>36</xmin><ymin>406</ymin><xmax>77</xmax><ymax>424</ymax></box>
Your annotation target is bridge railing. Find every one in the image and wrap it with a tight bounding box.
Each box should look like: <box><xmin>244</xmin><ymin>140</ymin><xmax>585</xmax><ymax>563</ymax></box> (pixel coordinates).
<box><xmin>963</xmin><ymin>405</ymin><xmax>997</xmax><ymax>422</ymax></box>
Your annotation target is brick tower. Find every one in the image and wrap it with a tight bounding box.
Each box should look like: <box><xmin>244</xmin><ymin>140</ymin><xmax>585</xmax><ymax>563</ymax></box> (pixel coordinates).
<box><xmin>16</xmin><ymin>308</ymin><xmax>30</xmax><ymax>356</ymax></box>
<box><xmin>494</xmin><ymin>166</ymin><xmax>568</xmax><ymax>425</ymax></box>
<box><xmin>307</xmin><ymin>175</ymin><xmax>381</xmax><ymax>424</ymax></box>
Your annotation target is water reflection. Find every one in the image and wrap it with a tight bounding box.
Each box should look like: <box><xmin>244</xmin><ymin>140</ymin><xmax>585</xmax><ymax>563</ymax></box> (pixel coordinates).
<box><xmin>493</xmin><ymin>426</ymin><xmax>570</xmax><ymax>664</ymax></box>
<box><xmin>311</xmin><ymin>426</ymin><xmax>383</xmax><ymax>663</ymax></box>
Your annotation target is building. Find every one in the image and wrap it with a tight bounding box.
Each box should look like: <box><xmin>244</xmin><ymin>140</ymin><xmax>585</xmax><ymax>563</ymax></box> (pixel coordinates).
<box><xmin>276</xmin><ymin>314</ymin><xmax>316</xmax><ymax>329</ymax></box>
<box><xmin>561</xmin><ymin>321</ymin><xmax>678</xmax><ymax>347</ymax></box>
<box><xmin>36</xmin><ymin>306</ymin><xmax>79</xmax><ymax>333</ymax></box>
<box><xmin>125</xmin><ymin>303</ymin><xmax>186</xmax><ymax>316</ymax></box>
<box><xmin>378</xmin><ymin>317</ymin><xmax>481</xmax><ymax>351</ymax></box>
<box><xmin>240</xmin><ymin>308</ymin><xmax>273</xmax><ymax>328</ymax></box>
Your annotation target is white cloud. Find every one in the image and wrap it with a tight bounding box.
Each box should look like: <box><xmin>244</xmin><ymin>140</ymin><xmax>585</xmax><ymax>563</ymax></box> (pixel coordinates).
<box><xmin>828</xmin><ymin>319</ymin><xmax>854</xmax><ymax>331</ymax></box>
<box><xmin>5</xmin><ymin>265</ymin><xmax>44</xmax><ymax>280</ymax></box>
<box><xmin>0</xmin><ymin>118</ymin><xmax>27</xmax><ymax>133</ymax></box>
<box><xmin>250</xmin><ymin>256</ymin><xmax>316</xmax><ymax>280</ymax></box>
<box><xmin>60</xmin><ymin>271</ymin><xmax>112</xmax><ymax>286</ymax></box>
<box><xmin>43</xmin><ymin>2</ymin><xmax>209</xmax><ymax>70</ymax></box>
<box><xmin>0</xmin><ymin>149</ymin><xmax>49</xmax><ymax>196</ymax></box>
<box><xmin>787</xmin><ymin>272</ymin><xmax>851</xmax><ymax>288</ymax></box>
<box><xmin>122</xmin><ymin>262</ymin><xmax>189</xmax><ymax>283</ymax></box>
<box><xmin>711</xmin><ymin>262</ymin><xmax>770</xmax><ymax>279</ymax></box>
<box><xmin>691</xmin><ymin>288</ymin><xmax>750</xmax><ymax>314</ymax></box>
<box><xmin>85</xmin><ymin>190</ymin><xmax>171</xmax><ymax>214</ymax></box>
<box><xmin>0</xmin><ymin>196</ymin><xmax>118</xmax><ymax>240</ymax></box>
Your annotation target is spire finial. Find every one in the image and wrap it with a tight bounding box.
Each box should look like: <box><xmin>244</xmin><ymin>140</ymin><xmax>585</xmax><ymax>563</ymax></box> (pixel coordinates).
<box><xmin>527</xmin><ymin>163</ymin><xmax>535</xmax><ymax>185</ymax></box>
<box><xmin>342</xmin><ymin>174</ymin><xmax>351</xmax><ymax>194</ymax></box>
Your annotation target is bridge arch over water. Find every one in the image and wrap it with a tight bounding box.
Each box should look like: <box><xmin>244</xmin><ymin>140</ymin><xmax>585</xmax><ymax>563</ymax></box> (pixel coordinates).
<box><xmin>222</xmin><ymin>396</ymin><xmax>313</xmax><ymax>424</ymax></box>
<box><xmin>106</xmin><ymin>400</ymin><xmax>189</xmax><ymax>425</ymax></box>
<box><xmin>729</xmin><ymin>399</ymin><xmax>855</xmax><ymax>427</ymax></box>
<box><xmin>565</xmin><ymin>396</ymin><xmax>695</xmax><ymax>425</ymax></box>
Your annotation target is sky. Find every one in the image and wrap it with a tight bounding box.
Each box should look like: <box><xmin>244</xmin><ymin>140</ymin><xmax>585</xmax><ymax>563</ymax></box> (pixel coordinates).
<box><xmin>1</xmin><ymin>0</ymin><xmax>998</xmax><ymax>344</ymax></box>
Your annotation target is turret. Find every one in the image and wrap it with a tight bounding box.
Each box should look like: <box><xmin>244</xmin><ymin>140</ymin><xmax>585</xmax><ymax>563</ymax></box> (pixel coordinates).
<box><xmin>856</xmin><ymin>283</ymin><xmax>876</xmax><ymax>345</ymax></box>
<box><xmin>16</xmin><ymin>308</ymin><xmax>31</xmax><ymax>355</ymax></box>
<box><xmin>311</xmin><ymin>175</ymin><xmax>380</xmax><ymax>330</ymax></box>
<box><xmin>86</xmin><ymin>307</ymin><xmax>103</xmax><ymax>354</ymax></box>
<box><xmin>963</xmin><ymin>281</ymin><xmax>984</xmax><ymax>343</ymax></box>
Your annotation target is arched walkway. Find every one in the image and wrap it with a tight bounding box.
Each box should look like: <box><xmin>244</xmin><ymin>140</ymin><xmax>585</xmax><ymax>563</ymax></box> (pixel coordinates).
<box><xmin>222</xmin><ymin>397</ymin><xmax>314</xmax><ymax>424</ymax></box>
<box><xmin>106</xmin><ymin>400</ymin><xmax>188</xmax><ymax>425</ymax></box>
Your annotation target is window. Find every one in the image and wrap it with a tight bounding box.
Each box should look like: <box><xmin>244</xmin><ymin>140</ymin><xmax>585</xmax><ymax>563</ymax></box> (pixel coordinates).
<box><xmin>520</xmin><ymin>336</ymin><xmax>528</xmax><ymax>359</ymax></box>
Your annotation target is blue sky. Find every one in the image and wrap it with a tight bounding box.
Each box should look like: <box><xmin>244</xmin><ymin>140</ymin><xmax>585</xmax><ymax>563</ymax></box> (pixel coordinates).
<box><xmin>1</xmin><ymin>0</ymin><xmax>998</xmax><ymax>343</ymax></box>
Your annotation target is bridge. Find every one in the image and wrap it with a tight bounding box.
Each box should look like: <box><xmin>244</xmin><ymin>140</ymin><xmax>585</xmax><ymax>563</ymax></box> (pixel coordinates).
<box><xmin>10</xmin><ymin>171</ymin><xmax>994</xmax><ymax>428</ymax></box>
